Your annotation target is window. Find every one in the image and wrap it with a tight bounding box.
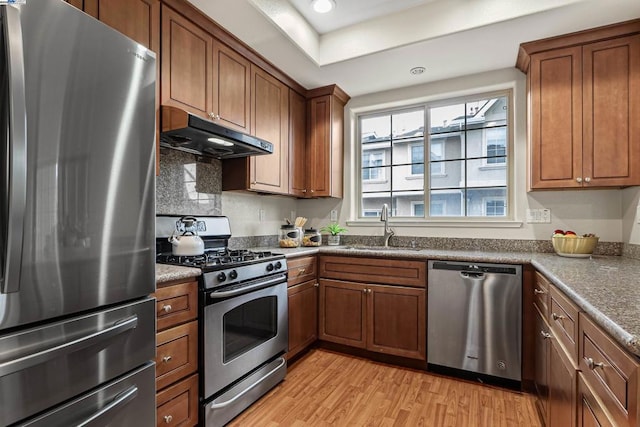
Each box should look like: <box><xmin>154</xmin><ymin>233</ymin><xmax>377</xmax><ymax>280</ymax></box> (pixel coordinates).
<box><xmin>410</xmin><ymin>145</ymin><xmax>424</xmax><ymax>175</ymax></box>
<box><xmin>485</xmin><ymin>198</ymin><xmax>506</xmax><ymax>216</ymax></box>
<box><xmin>358</xmin><ymin>91</ymin><xmax>511</xmax><ymax>220</ymax></box>
<box><xmin>362</xmin><ymin>151</ymin><xmax>384</xmax><ymax>181</ymax></box>
<box><xmin>485</xmin><ymin>128</ymin><xmax>506</xmax><ymax>165</ymax></box>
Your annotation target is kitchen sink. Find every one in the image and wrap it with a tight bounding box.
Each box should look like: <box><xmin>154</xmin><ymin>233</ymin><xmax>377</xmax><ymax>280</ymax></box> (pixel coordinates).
<box><xmin>343</xmin><ymin>245</ymin><xmax>421</xmax><ymax>251</ymax></box>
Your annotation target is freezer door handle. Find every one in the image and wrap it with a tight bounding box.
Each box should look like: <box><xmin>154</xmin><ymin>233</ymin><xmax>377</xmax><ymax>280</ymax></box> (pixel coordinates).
<box><xmin>1</xmin><ymin>5</ymin><xmax>28</xmax><ymax>294</ymax></box>
<box><xmin>0</xmin><ymin>315</ymin><xmax>138</xmax><ymax>378</ymax></box>
<box><xmin>75</xmin><ymin>386</ymin><xmax>138</xmax><ymax>427</ymax></box>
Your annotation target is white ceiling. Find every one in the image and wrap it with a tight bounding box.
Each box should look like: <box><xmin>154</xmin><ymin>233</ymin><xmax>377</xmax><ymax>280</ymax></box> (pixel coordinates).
<box><xmin>187</xmin><ymin>0</ymin><xmax>640</xmax><ymax>98</ymax></box>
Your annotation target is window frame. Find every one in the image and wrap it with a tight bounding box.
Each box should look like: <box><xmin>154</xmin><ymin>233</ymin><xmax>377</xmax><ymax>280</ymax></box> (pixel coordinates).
<box><xmin>355</xmin><ymin>89</ymin><xmax>514</xmax><ymax>224</ymax></box>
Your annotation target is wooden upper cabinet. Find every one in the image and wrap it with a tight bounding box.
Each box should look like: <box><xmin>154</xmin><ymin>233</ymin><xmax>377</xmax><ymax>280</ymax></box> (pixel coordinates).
<box><xmin>84</xmin><ymin>0</ymin><xmax>160</xmax><ymax>51</ymax></box>
<box><xmin>161</xmin><ymin>5</ymin><xmax>213</xmax><ymax>118</ymax></box>
<box><xmin>251</xmin><ymin>65</ymin><xmax>289</xmax><ymax>194</ymax></box>
<box><xmin>307</xmin><ymin>85</ymin><xmax>350</xmax><ymax>198</ymax></box>
<box><xmin>222</xmin><ymin>66</ymin><xmax>290</xmax><ymax>195</ymax></box>
<box><xmin>289</xmin><ymin>89</ymin><xmax>307</xmax><ymax>197</ymax></box>
<box><xmin>212</xmin><ymin>41</ymin><xmax>250</xmax><ymax>132</ymax></box>
<box><xmin>518</xmin><ymin>19</ymin><xmax>640</xmax><ymax>190</ymax></box>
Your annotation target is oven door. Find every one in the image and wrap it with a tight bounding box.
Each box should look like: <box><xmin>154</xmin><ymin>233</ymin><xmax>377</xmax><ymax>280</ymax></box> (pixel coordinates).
<box><xmin>203</xmin><ymin>274</ymin><xmax>288</xmax><ymax>398</ymax></box>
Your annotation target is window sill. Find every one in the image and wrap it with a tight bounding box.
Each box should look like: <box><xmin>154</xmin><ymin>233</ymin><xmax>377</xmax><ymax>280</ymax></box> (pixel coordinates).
<box><xmin>346</xmin><ymin>219</ymin><xmax>523</xmax><ymax>228</ymax></box>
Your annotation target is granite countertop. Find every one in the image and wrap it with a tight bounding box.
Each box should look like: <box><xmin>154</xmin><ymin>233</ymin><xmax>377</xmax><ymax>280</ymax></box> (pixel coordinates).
<box><xmin>262</xmin><ymin>245</ymin><xmax>640</xmax><ymax>358</ymax></box>
<box><xmin>156</xmin><ymin>263</ymin><xmax>201</xmax><ymax>284</ymax></box>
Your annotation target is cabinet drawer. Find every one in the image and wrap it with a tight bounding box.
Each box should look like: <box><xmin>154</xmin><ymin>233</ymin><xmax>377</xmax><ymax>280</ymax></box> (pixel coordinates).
<box><xmin>156</xmin><ymin>321</ymin><xmax>198</xmax><ymax>390</ymax></box>
<box><xmin>549</xmin><ymin>285</ymin><xmax>579</xmax><ymax>361</ymax></box>
<box><xmin>155</xmin><ymin>280</ymin><xmax>198</xmax><ymax>331</ymax></box>
<box><xmin>319</xmin><ymin>255</ymin><xmax>426</xmax><ymax>288</ymax></box>
<box><xmin>157</xmin><ymin>374</ymin><xmax>198</xmax><ymax>427</ymax></box>
<box><xmin>577</xmin><ymin>373</ymin><xmax>615</xmax><ymax>427</ymax></box>
<box><xmin>533</xmin><ymin>272</ymin><xmax>550</xmax><ymax>316</ymax></box>
<box><xmin>287</xmin><ymin>256</ymin><xmax>317</xmax><ymax>286</ymax></box>
<box><xmin>579</xmin><ymin>313</ymin><xmax>639</xmax><ymax>427</ymax></box>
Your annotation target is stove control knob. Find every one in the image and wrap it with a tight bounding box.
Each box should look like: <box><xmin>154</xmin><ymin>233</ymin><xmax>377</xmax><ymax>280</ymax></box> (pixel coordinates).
<box><xmin>266</xmin><ymin>263</ymin><xmax>274</xmax><ymax>272</ymax></box>
<box><xmin>217</xmin><ymin>272</ymin><xmax>227</xmax><ymax>282</ymax></box>
<box><xmin>229</xmin><ymin>270</ymin><xmax>238</xmax><ymax>280</ymax></box>
<box><xmin>274</xmin><ymin>261</ymin><xmax>282</xmax><ymax>270</ymax></box>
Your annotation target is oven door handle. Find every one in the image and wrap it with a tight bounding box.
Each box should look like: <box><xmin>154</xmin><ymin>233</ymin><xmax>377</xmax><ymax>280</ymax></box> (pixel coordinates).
<box><xmin>208</xmin><ymin>274</ymin><xmax>286</xmax><ymax>300</ymax></box>
<box><xmin>208</xmin><ymin>356</ymin><xmax>286</xmax><ymax>410</ymax></box>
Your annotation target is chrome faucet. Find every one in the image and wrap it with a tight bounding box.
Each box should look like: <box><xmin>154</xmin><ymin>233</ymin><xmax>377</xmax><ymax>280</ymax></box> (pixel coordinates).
<box><xmin>381</xmin><ymin>203</ymin><xmax>394</xmax><ymax>247</ymax></box>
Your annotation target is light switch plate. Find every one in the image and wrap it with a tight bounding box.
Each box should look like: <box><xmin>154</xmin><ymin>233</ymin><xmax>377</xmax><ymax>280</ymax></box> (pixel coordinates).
<box><xmin>330</xmin><ymin>210</ymin><xmax>338</xmax><ymax>222</ymax></box>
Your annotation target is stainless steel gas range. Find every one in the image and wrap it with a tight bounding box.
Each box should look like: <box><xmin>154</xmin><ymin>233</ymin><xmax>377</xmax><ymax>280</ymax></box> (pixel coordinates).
<box><xmin>156</xmin><ymin>215</ymin><xmax>288</xmax><ymax>427</ymax></box>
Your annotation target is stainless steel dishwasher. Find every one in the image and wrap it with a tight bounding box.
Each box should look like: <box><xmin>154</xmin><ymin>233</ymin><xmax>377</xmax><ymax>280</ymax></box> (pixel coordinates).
<box><xmin>427</xmin><ymin>260</ymin><xmax>522</xmax><ymax>382</ymax></box>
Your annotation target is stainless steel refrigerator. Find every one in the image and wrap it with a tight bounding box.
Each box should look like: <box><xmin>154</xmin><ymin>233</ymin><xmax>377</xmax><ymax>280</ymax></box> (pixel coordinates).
<box><xmin>0</xmin><ymin>1</ymin><xmax>156</xmax><ymax>425</ymax></box>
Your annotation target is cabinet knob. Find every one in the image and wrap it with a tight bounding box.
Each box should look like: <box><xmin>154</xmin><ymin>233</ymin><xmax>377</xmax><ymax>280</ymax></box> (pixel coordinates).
<box><xmin>540</xmin><ymin>330</ymin><xmax>552</xmax><ymax>339</ymax></box>
<box><xmin>576</xmin><ymin>177</ymin><xmax>583</xmax><ymax>183</ymax></box>
<box><xmin>367</xmin><ymin>289</ymin><xmax>372</xmax><ymax>294</ymax></box>
<box><xmin>162</xmin><ymin>304</ymin><xmax>172</xmax><ymax>313</ymax></box>
<box><xmin>298</xmin><ymin>268</ymin><xmax>306</xmax><ymax>274</ymax></box>
<box><xmin>162</xmin><ymin>355</ymin><xmax>172</xmax><ymax>363</ymax></box>
<box><xmin>584</xmin><ymin>177</ymin><xmax>591</xmax><ymax>183</ymax></box>
<box><xmin>314</xmin><ymin>283</ymin><xmax>319</xmax><ymax>287</ymax></box>
<box><xmin>164</xmin><ymin>415</ymin><xmax>173</xmax><ymax>424</ymax></box>
<box><xmin>533</xmin><ymin>288</ymin><xmax>546</xmax><ymax>295</ymax></box>
<box><xmin>551</xmin><ymin>312</ymin><xmax>565</xmax><ymax>321</ymax></box>
<box><xmin>585</xmin><ymin>357</ymin><xmax>604</xmax><ymax>370</ymax></box>
<box><xmin>208</xmin><ymin>112</ymin><xmax>215</xmax><ymax>119</ymax></box>
<box><xmin>302</xmin><ymin>189</ymin><xmax>307</xmax><ymax>193</ymax></box>
<box><xmin>362</xmin><ymin>288</ymin><xmax>367</xmax><ymax>293</ymax></box>
<box><xmin>310</xmin><ymin>190</ymin><xmax>314</xmax><ymax>193</ymax></box>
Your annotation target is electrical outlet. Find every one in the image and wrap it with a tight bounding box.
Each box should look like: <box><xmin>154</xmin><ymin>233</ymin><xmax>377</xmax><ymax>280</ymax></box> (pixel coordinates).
<box><xmin>290</xmin><ymin>211</ymin><xmax>296</xmax><ymax>223</ymax></box>
<box><xmin>330</xmin><ymin>210</ymin><xmax>338</xmax><ymax>222</ymax></box>
<box><xmin>259</xmin><ymin>209</ymin><xmax>265</xmax><ymax>222</ymax></box>
<box><xmin>526</xmin><ymin>208</ymin><xmax>551</xmax><ymax>223</ymax></box>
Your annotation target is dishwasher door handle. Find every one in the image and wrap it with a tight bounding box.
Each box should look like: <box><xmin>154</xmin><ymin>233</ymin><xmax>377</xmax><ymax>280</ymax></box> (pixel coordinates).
<box><xmin>460</xmin><ymin>272</ymin><xmax>485</xmax><ymax>279</ymax></box>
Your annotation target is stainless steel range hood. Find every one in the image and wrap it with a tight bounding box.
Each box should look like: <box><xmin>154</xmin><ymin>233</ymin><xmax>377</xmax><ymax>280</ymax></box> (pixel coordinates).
<box><xmin>160</xmin><ymin>106</ymin><xmax>273</xmax><ymax>159</ymax></box>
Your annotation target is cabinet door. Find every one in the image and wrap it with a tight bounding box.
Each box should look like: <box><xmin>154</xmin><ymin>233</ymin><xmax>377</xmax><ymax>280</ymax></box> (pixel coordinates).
<box><xmin>161</xmin><ymin>6</ymin><xmax>213</xmax><ymax>118</ymax></box>
<box><xmin>534</xmin><ymin>307</ymin><xmax>551</xmax><ymax>425</ymax></box>
<box><xmin>577</xmin><ymin>374</ymin><xmax>615</xmax><ymax>427</ymax></box>
<box><xmin>249</xmin><ymin>65</ymin><xmax>289</xmax><ymax>194</ymax></box>
<box><xmin>582</xmin><ymin>34</ymin><xmax>640</xmax><ymax>187</ymax></box>
<box><xmin>212</xmin><ymin>41</ymin><xmax>250</xmax><ymax>132</ymax></box>
<box><xmin>289</xmin><ymin>89</ymin><xmax>307</xmax><ymax>197</ymax></box>
<box><xmin>548</xmin><ymin>335</ymin><xmax>577</xmax><ymax>427</ymax></box>
<box><xmin>367</xmin><ymin>284</ymin><xmax>425</xmax><ymax>360</ymax></box>
<box><xmin>83</xmin><ymin>0</ymin><xmax>159</xmax><ymax>51</ymax></box>
<box><xmin>318</xmin><ymin>279</ymin><xmax>366</xmax><ymax>348</ymax></box>
<box><xmin>287</xmin><ymin>279</ymin><xmax>318</xmax><ymax>360</ymax></box>
<box><xmin>529</xmin><ymin>46</ymin><xmax>582</xmax><ymax>189</ymax></box>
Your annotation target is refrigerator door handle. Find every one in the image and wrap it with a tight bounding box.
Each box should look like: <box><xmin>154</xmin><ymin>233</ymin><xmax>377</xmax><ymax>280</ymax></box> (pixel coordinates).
<box><xmin>0</xmin><ymin>315</ymin><xmax>138</xmax><ymax>377</ymax></box>
<box><xmin>75</xmin><ymin>386</ymin><xmax>139</xmax><ymax>427</ymax></box>
<box><xmin>1</xmin><ymin>5</ymin><xmax>28</xmax><ymax>294</ymax></box>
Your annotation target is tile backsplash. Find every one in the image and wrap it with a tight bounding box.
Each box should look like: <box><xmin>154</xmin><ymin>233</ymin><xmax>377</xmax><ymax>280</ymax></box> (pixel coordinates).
<box><xmin>156</xmin><ymin>148</ymin><xmax>222</xmax><ymax>215</ymax></box>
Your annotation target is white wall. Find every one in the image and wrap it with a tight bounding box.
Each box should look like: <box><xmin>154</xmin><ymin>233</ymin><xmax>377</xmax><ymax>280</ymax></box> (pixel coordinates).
<box><xmin>297</xmin><ymin>67</ymin><xmax>627</xmax><ymax>242</ymax></box>
<box><xmin>622</xmin><ymin>187</ymin><xmax>640</xmax><ymax>245</ymax></box>
<box><xmin>222</xmin><ymin>192</ymin><xmax>298</xmax><ymax>237</ymax></box>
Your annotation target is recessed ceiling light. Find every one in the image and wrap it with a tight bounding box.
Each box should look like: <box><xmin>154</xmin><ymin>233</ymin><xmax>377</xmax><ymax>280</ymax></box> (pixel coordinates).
<box><xmin>410</xmin><ymin>67</ymin><xmax>426</xmax><ymax>75</ymax></box>
<box><xmin>312</xmin><ymin>0</ymin><xmax>335</xmax><ymax>14</ymax></box>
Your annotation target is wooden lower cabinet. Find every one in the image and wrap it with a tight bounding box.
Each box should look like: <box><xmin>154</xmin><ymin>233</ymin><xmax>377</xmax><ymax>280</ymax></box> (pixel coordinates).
<box><xmin>156</xmin><ymin>374</ymin><xmax>199</xmax><ymax>427</ymax></box>
<box><xmin>534</xmin><ymin>307</ymin><xmax>551</xmax><ymax>421</ymax></box>
<box><xmin>154</xmin><ymin>278</ymin><xmax>199</xmax><ymax>427</ymax></box>
<box><xmin>577</xmin><ymin>373</ymin><xmax>615</xmax><ymax>427</ymax></box>
<box><xmin>318</xmin><ymin>278</ymin><xmax>426</xmax><ymax>360</ymax></box>
<box><xmin>287</xmin><ymin>279</ymin><xmax>318</xmax><ymax>360</ymax></box>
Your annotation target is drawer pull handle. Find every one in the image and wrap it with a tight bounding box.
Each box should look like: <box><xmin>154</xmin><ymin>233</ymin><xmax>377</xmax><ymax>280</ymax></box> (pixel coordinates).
<box><xmin>314</xmin><ymin>283</ymin><xmax>319</xmax><ymax>288</ymax></box>
<box><xmin>552</xmin><ymin>313</ymin><xmax>565</xmax><ymax>321</ymax></box>
<box><xmin>162</xmin><ymin>355</ymin><xmax>172</xmax><ymax>363</ymax></box>
<box><xmin>534</xmin><ymin>288</ymin><xmax>546</xmax><ymax>295</ymax></box>
<box><xmin>162</xmin><ymin>305</ymin><xmax>172</xmax><ymax>313</ymax></box>
<box><xmin>298</xmin><ymin>268</ymin><xmax>306</xmax><ymax>274</ymax></box>
<box><xmin>585</xmin><ymin>357</ymin><xmax>604</xmax><ymax>370</ymax></box>
<box><xmin>540</xmin><ymin>330</ymin><xmax>552</xmax><ymax>339</ymax></box>
<box><xmin>164</xmin><ymin>415</ymin><xmax>173</xmax><ymax>423</ymax></box>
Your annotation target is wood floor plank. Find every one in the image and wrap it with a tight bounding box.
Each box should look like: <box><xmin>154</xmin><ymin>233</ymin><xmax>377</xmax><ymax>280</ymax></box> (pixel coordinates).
<box><xmin>228</xmin><ymin>349</ymin><xmax>542</xmax><ymax>427</ymax></box>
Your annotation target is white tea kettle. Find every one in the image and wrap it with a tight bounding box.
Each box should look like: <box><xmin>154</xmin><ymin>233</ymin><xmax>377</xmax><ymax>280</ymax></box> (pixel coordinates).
<box><xmin>169</xmin><ymin>216</ymin><xmax>205</xmax><ymax>256</ymax></box>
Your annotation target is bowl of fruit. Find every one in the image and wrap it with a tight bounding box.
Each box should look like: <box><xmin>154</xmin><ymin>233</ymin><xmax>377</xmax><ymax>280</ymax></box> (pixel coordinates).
<box><xmin>551</xmin><ymin>230</ymin><xmax>599</xmax><ymax>258</ymax></box>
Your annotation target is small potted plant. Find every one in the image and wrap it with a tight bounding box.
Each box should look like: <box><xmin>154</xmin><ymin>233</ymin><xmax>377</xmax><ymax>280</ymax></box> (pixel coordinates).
<box><xmin>321</xmin><ymin>222</ymin><xmax>347</xmax><ymax>246</ymax></box>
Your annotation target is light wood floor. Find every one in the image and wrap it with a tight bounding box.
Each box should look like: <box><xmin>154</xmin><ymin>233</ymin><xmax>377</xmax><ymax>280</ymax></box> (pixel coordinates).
<box><xmin>229</xmin><ymin>348</ymin><xmax>542</xmax><ymax>427</ymax></box>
